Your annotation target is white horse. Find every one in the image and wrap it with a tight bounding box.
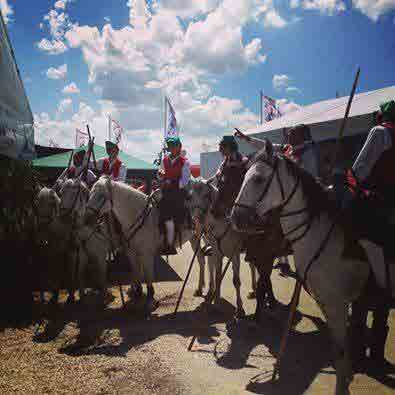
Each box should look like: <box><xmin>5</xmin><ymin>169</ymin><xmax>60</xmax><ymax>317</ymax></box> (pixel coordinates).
<box><xmin>35</xmin><ymin>186</ymin><xmax>77</xmax><ymax>303</ymax></box>
<box><xmin>58</xmin><ymin>178</ymin><xmax>111</xmax><ymax>304</ymax></box>
<box><xmin>231</xmin><ymin>140</ymin><xmax>393</xmax><ymax>395</ymax></box>
<box><xmin>142</xmin><ymin>187</ymin><xmax>208</xmax><ymax>299</ymax></box>
<box><xmin>188</xmin><ymin>180</ymin><xmax>259</xmax><ymax>317</ymax></box>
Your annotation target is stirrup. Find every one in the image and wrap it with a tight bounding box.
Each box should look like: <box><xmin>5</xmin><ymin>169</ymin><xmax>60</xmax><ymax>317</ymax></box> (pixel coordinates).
<box><xmin>201</xmin><ymin>245</ymin><xmax>213</xmax><ymax>257</ymax></box>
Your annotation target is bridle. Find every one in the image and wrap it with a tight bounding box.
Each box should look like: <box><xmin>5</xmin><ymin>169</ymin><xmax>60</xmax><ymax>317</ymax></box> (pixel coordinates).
<box><xmin>234</xmin><ymin>152</ymin><xmax>337</xmax><ymax>289</ymax></box>
<box><xmin>233</xmin><ymin>154</ymin><xmax>310</xmax><ymax>242</ymax></box>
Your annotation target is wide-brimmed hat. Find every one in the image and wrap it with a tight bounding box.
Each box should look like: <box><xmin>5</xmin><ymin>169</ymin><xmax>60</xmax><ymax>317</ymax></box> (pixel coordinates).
<box><xmin>219</xmin><ymin>135</ymin><xmax>238</xmax><ymax>151</ymax></box>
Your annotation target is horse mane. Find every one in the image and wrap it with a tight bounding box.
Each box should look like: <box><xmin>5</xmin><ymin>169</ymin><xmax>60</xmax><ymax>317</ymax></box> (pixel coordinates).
<box><xmin>281</xmin><ymin>155</ymin><xmax>336</xmax><ymax>218</ymax></box>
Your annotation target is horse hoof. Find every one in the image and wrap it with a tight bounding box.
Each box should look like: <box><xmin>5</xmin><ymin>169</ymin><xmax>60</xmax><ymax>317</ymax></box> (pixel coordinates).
<box><xmin>247</xmin><ymin>291</ymin><xmax>256</xmax><ymax>299</ymax></box>
<box><xmin>193</xmin><ymin>289</ymin><xmax>203</xmax><ymax>297</ymax></box>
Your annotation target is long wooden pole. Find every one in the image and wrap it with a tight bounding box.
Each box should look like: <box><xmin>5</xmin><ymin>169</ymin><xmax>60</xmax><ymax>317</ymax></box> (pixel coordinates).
<box><xmin>86</xmin><ymin>124</ymin><xmax>98</xmax><ymax>172</ymax></box>
<box><xmin>271</xmin><ymin>280</ymin><xmax>302</xmax><ymax>381</ymax></box>
<box><xmin>173</xmin><ymin>235</ymin><xmax>202</xmax><ymax>316</ymax></box>
<box><xmin>332</xmin><ymin>67</ymin><xmax>360</xmax><ymax>169</ymax></box>
<box><xmin>187</xmin><ymin>251</ymin><xmax>236</xmax><ymax>351</ymax></box>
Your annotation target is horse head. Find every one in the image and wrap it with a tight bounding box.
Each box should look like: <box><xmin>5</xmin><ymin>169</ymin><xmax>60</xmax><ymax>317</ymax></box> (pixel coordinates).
<box><xmin>35</xmin><ymin>187</ymin><xmax>61</xmax><ymax>227</ymax></box>
<box><xmin>59</xmin><ymin>178</ymin><xmax>90</xmax><ymax>223</ymax></box>
<box><xmin>231</xmin><ymin>138</ymin><xmax>284</xmax><ymax>232</ymax></box>
<box><xmin>84</xmin><ymin>176</ymin><xmax>112</xmax><ymax>225</ymax></box>
<box><xmin>187</xmin><ymin>179</ymin><xmax>216</xmax><ymax>222</ymax></box>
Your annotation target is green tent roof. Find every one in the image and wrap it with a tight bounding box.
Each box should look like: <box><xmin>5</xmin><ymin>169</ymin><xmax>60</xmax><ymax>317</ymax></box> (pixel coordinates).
<box><xmin>32</xmin><ymin>144</ymin><xmax>156</xmax><ymax>170</ymax></box>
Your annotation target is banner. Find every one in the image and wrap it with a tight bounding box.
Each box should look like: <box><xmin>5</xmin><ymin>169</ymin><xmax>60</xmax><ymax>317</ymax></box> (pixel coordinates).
<box><xmin>262</xmin><ymin>95</ymin><xmax>282</xmax><ymax>122</ymax></box>
<box><xmin>165</xmin><ymin>97</ymin><xmax>178</xmax><ymax>139</ymax></box>
<box><xmin>0</xmin><ymin>11</ymin><xmax>35</xmax><ymax>160</ymax></box>
<box><xmin>75</xmin><ymin>128</ymin><xmax>88</xmax><ymax>147</ymax></box>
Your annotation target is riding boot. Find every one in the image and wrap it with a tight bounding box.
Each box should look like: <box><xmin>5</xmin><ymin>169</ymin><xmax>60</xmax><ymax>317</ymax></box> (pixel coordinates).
<box><xmin>350</xmin><ymin>300</ymin><xmax>369</xmax><ymax>372</ymax></box>
<box><xmin>369</xmin><ymin>304</ymin><xmax>392</xmax><ymax>374</ymax></box>
<box><xmin>160</xmin><ymin>220</ymin><xmax>177</xmax><ymax>255</ymax></box>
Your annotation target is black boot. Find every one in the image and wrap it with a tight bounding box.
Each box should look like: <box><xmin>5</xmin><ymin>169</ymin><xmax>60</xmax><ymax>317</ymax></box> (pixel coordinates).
<box><xmin>369</xmin><ymin>325</ymin><xmax>393</xmax><ymax>374</ymax></box>
<box><xmin>159</xmin><ymin>244</ymin><xmax>177</xmax><ymax>256</ymax></box>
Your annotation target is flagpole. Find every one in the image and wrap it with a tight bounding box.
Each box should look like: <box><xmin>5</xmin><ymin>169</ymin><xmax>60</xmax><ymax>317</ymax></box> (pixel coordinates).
<box><xmin>260</xmin><ymin>90</ymin><xmax>263</xmax><ymax>125</ymax></box>
<box><xmin>164</xmin><ymin>96</ymin><xmax>167</xmax><ymax>145</ymax></box>
<box><xmin>108</xmin><ymin>115</ymin><xmax>111</xmax><ymax>141</ymax></box>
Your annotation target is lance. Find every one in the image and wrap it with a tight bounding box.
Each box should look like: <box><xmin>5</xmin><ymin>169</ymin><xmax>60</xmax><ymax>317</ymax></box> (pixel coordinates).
<box><xmin>53</xmin><ymin>149</ymin><xmax>73</xmax><ymax>188</ymax></box>
<box><xmin>86</xmin><ymin>124</ymin><xmax>98</xmax><ymax>173</ymax></box>
<box><xmin>332</xmin><ymin>67</ymin><xmax>361</xmax><ymax>170</ymax></box>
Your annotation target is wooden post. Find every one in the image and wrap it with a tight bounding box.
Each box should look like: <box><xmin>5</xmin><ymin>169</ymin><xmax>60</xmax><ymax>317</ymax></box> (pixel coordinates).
<box><xmin>271</xmin><ymin>280</ymin><xmax>302</xmax><ymax>381</ymax></box>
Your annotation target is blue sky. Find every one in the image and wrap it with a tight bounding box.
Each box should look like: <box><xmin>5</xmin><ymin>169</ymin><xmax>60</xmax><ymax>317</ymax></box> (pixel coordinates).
<box><xmin>2</xmin><ymin>0</ymin><xmax>395</xmax><ymax>162</ymax></box>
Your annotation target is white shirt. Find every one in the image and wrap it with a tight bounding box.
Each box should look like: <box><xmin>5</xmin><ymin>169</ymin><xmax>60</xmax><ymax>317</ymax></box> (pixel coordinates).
<box><xmin>160</xmin><ymin>155</ymin><xmax>191</xmax><ymax>189</ymax></box>
<box><xmin>96</xmin><ymin>157</ymin><xmax>127</xmax><ymax>183</ymax></box>
<box><xmin>352</xmin><ymin>125</ymin><xmax>392</xmax><ymax>183</ymax></box>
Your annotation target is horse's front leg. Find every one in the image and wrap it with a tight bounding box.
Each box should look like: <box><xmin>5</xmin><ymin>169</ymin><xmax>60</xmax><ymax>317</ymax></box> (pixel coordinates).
<box><xmin>206</xmin><ymin>254</ymin><xmax>216</xmax><ymax>303</ymax></box>
<box><xmin>247</xmin><ymin>262</ymin><xmax>258</xmax><ymax>299</ymax></box>
<box><xmin>191</xmin><ymin>237</ymin><xmax>205</xmax><ymax>297</ymax></box>
<box><xmin>322</xmin><ymin>302</ymin><xmax>352</xmax><ymax>395</ymax></box>
<box><xmin>139</xmin><ymin>253</ymin><xmax>158</xmax><ymax>314</ymax></box>
<box><xmin>232</xmin><ymin>255</ymin><xmax>245</xmax><ymax>318</ymax></box>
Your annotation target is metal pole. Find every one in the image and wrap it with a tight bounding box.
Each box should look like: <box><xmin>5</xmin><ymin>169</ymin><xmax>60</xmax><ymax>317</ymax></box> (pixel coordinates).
<box><xmin>108</xmin><ymin>115</ymin><xmax>111</xmax><ymax>142</ymax></box>
<box><xmin>260</xmin><ymin>90</ymin><xmax>263</xmax><ymax>125</ymax></box>
<box><xmin>164</xmin><ymin>96</ymin><xmax>167</xmax><ymax>141</ymax></box>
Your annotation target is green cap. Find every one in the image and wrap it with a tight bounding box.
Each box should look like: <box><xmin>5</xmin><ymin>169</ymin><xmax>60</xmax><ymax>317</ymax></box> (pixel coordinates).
<box><xmin>166</xmin><ymin>136</ymin><xmax>182</xmax><ymax>146</ymax></box>
<box><xmin>105</xmin><ymin>140</ymin><xmax>118</xmax><ymax>150</ymax></box>
<box><xmin>379</xmin><ymin>100</ymin><xmax>395</xmax><ymax>122</ymax></box>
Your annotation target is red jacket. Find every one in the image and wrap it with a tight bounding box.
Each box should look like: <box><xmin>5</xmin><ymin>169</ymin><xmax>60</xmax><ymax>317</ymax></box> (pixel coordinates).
<box><xmin>102</xmin><ymin>157</ymin><xmax>122</xmax><ymax>179</ymax></box>
<box><xmin>162</xmin><ymin>155</ymin><xmax>186</xmax><ymax>189</ymax></box>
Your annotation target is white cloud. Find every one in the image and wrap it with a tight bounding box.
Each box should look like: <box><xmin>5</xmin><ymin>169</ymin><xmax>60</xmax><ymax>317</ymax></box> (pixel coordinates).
<box><xmin>58</xmin><ymin>98</ymin><xmax>73</xmax><ymax>114</ymax></box>
<box><xmin>54</xmin><ymin>0</ymin><xmax>70</xmax><ymax>10</ymax></box>
<box><xmin>40</xmin><ymin>0</ymin><xmax>279</xmax><ymax>162</ymax></box>
<box><xmin>0</xmin><ymin>0</ymin><xmax>14</xmax><ymax>24</ymax></box>
<box><xmin>286</xmin><ymin>86</ymin><xmax>301</xmax><ymax>93</ymax></box>
<box><xmin>277</xmin><ymin>98</ymin><xmax>302</xmax><ymax>114</ymax></box>
<box><xmin>36</xmin><ymin>5</ymin><xmax>73</xmax><ymax>54</ymax></box>
<box><xmin>37</xmin><ymin>38</ymin><xmax>68</xmax><ymax>54</ymax></box>
<box><xmin>291</xmin><ymin>0</ymin><xmax>346</xmax><ymax>14</ymax></box>
<box><xmin>352</xmin><ymin>0</ymin><xmax>395</xmax><ymax>21</ymax></box>
<box><xmin>46</xmin><ymin>64</ymin><xmax>68</xmax><ymax>79</ymax></box>
<box><xmin>273</xmin><ymin>74</ymin><xmax>291</xmax><ymax>89</ymax></box>
<box><xmin>62</xmin><ymin>82</ymin><xmax>80</xmax><ymax>94</ymax></box>
<box><xmin>263</xmin><ymin>9</ymin><xmax>288</xmax><ymax>27</ymax></box>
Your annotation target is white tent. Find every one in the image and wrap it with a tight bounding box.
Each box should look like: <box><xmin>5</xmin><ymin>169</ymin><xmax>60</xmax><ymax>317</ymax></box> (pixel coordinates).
<box><xmin>0</xmin><ymin>10</ymin><xmax>35</xmax><ymax>160</ymax></box>
<box><xmin>201</xmin><ymin>85</ymin><xmax>395</xmax><ymax>179</ymax></box>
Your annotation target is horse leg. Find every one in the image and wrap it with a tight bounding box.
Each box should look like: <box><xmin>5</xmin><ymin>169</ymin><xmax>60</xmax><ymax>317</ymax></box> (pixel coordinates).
<box><xmin>322</xmin><ymin>302</ymin><xmax>352</xmax><ymax>395</ymax></box>
<box><xmin>232</xmin><ymin>255</ymin><xmax>245</xmax><ymax>318</ymax></box>
<box><xmin>214</xmin><ymin>255</ymin><xmax>223</xmax><ymax>305</ymax></box>
<box><xmin>205</xmin><ymin>254</ymin><xmax>216</xmax><ymax>303</ymax></box>
<box><xmin>192</xmin><ymin>238</ymin><xmax>205</xmax><ymax>297</ymax></box>
<box><xmin>247</xmin><ymin>262</ymin><xmax>257</xmax><ymax>299</ymax></box>
<box><xmin>140</xmin><ymin>253</ymin><xmax>158</xmax><ymax>314</ymax></box>
<box><xmin>255</xmin><ymin>275</ymin><xmax>266</xmax><ymax>323</ymax></box>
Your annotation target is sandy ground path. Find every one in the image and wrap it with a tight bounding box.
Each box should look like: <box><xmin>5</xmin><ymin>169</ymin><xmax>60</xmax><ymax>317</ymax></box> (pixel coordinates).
<box><xmin>0</xmin><ymin>246</ymin><xmax>394</xmax><ymax>394</ymax></box>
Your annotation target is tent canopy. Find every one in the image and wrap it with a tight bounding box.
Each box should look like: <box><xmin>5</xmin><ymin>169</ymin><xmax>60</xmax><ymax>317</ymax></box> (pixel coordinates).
<box><xmin>32</xmin><ymin>144</ymin><xmax>156</xmax><ymax>170</ymax></box>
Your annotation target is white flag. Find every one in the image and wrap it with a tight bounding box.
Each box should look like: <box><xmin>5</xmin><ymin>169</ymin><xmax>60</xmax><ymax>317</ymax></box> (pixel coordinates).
<box><xmin>165</xmin><ymin>97</ymin><xmax>178</xmax><ymax>139</ymax></box>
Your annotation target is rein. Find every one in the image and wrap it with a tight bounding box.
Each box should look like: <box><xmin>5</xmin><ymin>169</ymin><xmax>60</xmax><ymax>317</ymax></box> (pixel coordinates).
<box><xmin>234</xmin><ymin>154</ymin><xmax>337</xmax><ymax>290</ymax></box>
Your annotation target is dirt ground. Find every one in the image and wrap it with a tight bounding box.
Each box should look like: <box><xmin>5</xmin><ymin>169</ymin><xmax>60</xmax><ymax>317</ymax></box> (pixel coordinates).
<box><xmin>1</xmin><ymin>247</ymin><xmax>394</xmax><ymax>395</ymax></box>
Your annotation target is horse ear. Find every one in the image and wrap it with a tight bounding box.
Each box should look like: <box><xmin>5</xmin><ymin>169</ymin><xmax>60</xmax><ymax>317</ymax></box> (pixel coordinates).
<box><xmin>264</xmin><ymin>138</ymin><xmax>274</xmax><ymax>159</ymax></box>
